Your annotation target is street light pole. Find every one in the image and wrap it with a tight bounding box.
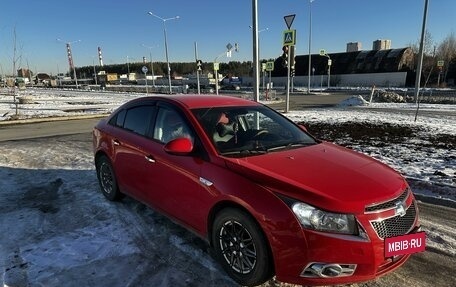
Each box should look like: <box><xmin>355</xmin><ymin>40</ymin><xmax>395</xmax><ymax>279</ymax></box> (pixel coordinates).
<box><xmin>252</xmin><ymin>0</ymin><xmax>260</xmax><ymax>102</ymax></box>
<box><xmin>307</xmin><ymin>0</ymin><xmax>314</xmax><ymax>94</ymax></box>
<box><xmin>249</xmin><ymin>25</ymin><xmax>269</xmax><ymax>94</ymax></box>
<box><xmin>414</xmin><ymin>0</ymin><xmax>430</xmax><ymax>122</ymax></box>
<box><xmin>414</xmin><ymin>0</ymin><xmax>429</xmax><ymax>105</ymax></box>
<box><xmin>126</xmin><ymin>56</ymin><xmax>130</xmax><ymax>76</ymax></box>
<box><xmin>148</xmin><ymin>12</ymin><xmax>179</xmax><ymax>94</ymax></box>
<box><xmin>57</xmin><ymin>38</ymin><xmax>81</xmax><ymax>89</ymax></box>
<box><xmin>319</xmin><ymin>50</ymin><xmax>331</xmax><ymax>88</ymax></box>
<box><xmin>214</xmin><ymin>51</ymin><xmax>226</xmax><ymax>96</ymax></box>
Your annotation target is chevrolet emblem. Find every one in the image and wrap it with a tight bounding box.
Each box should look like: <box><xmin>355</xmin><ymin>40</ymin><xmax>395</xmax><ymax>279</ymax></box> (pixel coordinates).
<box><xmin>394</xmin><ymin>201</ymin><xmax>407</xmax><ymax>217</ymax></box>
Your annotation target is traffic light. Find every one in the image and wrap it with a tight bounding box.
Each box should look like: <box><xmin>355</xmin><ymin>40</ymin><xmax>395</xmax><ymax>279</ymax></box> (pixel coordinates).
<box><xmin>282</xmin><ymin>46</ymin><xmax>289</xmax><ymax>68</ymax></box>
<box><xmin>289</xmin><ymin>45</ymin><xmax>295</xmax><ymax>69</ymax></box>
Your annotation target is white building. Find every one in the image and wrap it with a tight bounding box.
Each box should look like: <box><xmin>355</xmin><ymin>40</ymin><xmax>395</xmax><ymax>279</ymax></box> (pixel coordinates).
<box><xmin>373</xmin><ymin>39</ymin><xmax>391</xmax><ymax>50</ymax></box>
<box><xmin>346</xmin><ymin>42</ymin><xmax>362</xmax><ymax>52</ymax></box>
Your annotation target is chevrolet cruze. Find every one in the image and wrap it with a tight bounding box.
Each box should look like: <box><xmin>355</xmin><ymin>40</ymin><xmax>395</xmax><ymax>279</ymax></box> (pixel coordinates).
<box><xmin>93</xmin><ymin>95</ymin><xmax>423</xmax><ymax>286</ymax></box>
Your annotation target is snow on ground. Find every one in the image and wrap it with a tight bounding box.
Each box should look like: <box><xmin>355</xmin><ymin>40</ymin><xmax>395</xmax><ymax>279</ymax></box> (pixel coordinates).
<box><xmin>0</xmin><ymin>135</ymin><xmax>237</xmax><ymax>286</ymax></box>
<box><xmin>286</xmin><ymin>104</ymin><xmax>456</xmax><ymax>191</ymax></box>
<box><xmin>1</xmin><ymin>88</ymin><xmax>455</xmax><ymax>198</ymax></box>
<box><xmin>0</xmin><ymin>87</ymin><xmax>455</xmax><ymax>286</ymax></box>
<box><xmin>0</xmin><ymin>88</ymin><xmax>135</xmax><ymax>121</ymax></box>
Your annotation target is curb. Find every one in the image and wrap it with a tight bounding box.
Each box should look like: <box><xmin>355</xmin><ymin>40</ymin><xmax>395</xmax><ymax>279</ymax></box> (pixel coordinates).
<box><xmin>415</xmin><ymin>194</ymin><xmax>456</xmax><ymax>209</ymax></box>
<box><xmin>0</xmin><ymin>114</ymin><xmax>110</xmax><ymax>126</ymax></box>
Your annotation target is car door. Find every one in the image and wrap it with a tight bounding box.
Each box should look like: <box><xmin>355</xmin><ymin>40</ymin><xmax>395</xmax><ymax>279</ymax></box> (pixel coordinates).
<box><xmin>139</xmin><ymin>104</ymin><xmax>211</xmax><ymax>233</ymax></box>
<box><xmin>110</xmin><ymin>104</ymin><xmax>156</xmax><ymax>201</ymax></box>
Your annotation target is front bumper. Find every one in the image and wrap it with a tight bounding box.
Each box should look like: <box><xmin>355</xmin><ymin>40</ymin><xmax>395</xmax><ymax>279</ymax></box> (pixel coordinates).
<box><xmin>274</xmin><ymin>226</ymin><xmax>419</xmax><ymax>286</ymax></box>
<box><xmin>271</xmin><ymin>193</ymin><xmax>420</xmax><ymax>285</ymax></box>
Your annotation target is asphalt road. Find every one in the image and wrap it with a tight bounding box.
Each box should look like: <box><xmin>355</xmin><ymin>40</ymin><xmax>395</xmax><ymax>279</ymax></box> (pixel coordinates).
<box><xmin>266</xmin><ymin>92</ymin><xmax>456</xmax><ymax>118</ymax></box>
<box><xmin>0</xmin><ymin>118</ymin><xmax>454</xmax><ymax>286</ymax></box>
<box><xmin>266</xmin><ymin>92</ymin><xmax>354</xmax><ymax>110</ymax></box>
<box><xmin>0</xmin><ymin>117</ymin><xmax>104</xmax><ymax>142</ymax></box>
<box><xmin>0</xmin><ymin>93</ymin><xmax>351</xmax><ymax>142</ymax></box>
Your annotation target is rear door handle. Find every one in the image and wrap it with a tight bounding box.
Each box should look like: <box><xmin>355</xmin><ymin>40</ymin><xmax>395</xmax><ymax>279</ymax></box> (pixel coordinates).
<box><xmin>145</xmin><ymin>155</ymin><xmax>156</xmax><ymax>163</ymax></box>
<box><xmin>113</xmin><ymin>139</ymin><xmax>120</xmax><ymax>146</ymax></box>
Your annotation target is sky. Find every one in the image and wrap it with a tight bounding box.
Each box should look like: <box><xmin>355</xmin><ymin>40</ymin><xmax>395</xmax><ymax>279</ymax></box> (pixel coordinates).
<box><xmin>0</xmin><ymin>88</ymin><xmax>454</xmax><ymax>286</ymax></box>
<box><xmin>0</xmin><ymin>0</ymin><xmax>455</xmax><ymax>75</ymax></box>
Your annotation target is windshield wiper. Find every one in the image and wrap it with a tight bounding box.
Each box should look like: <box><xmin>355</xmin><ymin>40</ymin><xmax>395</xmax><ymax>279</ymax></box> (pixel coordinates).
<box><xmin>220</xmin><ymin>149</ymin><xmax>268</xmax><ymax>157</ymax></box>
<box><xmin>267</xmin><ymin>141</ymin><xmax>315</xmax><ymax>152</ymax></box>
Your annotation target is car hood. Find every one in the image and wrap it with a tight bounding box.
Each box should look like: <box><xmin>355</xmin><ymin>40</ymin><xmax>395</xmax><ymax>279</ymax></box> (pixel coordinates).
<box><xmin>223</xmin><ymin>142</ymin><xmax>407</xmax><ymax>213</ymax></box>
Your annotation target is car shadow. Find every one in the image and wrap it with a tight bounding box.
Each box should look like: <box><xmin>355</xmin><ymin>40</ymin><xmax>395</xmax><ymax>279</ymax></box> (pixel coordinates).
<box><xmin>0</xmin><ymin>165</ymin><xmax>236</xmax><ymax>287</ymax></box>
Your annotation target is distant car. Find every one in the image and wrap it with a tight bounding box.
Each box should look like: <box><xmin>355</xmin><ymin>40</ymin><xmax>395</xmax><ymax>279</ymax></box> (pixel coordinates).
<box><xmin>92</xmin><ymin>95</ymin><xmax>423</xmax><ymax>286</ymax></box>
<box><xmin>220</xmin><ymin>84</ymin><xmax>240</xmax><ymax>91</ymax></box>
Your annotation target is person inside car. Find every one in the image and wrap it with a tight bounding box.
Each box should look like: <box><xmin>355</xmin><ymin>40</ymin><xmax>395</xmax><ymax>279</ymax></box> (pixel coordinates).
<box><xmin>213</xmin><ymin>112</ymin><xmax>238</xmax><ymax>144</ymax></box>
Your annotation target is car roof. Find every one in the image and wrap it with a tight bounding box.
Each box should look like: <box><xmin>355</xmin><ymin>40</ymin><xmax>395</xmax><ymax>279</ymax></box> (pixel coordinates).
<box><xmin>132</xmin><ymin>94</ymin><xmax>263</xmax><ymax>109</ymax></box>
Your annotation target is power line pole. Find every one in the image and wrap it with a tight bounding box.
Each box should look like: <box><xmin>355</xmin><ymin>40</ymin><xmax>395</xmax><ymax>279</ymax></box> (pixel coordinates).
<box><xmin>414</xmin><ymin>0</ymin><xmax>429</xmax><ymax>122</ymax></box>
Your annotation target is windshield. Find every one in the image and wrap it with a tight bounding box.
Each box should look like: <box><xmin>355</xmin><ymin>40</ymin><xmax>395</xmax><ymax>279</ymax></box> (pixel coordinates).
<box><xmin>192</xmin><ymin>105</ymin><xmax>317</xmax><ymax>157</ymax></box>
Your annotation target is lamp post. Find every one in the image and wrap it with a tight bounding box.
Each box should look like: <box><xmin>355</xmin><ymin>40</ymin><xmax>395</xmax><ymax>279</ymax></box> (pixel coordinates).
<box><xmin>214</xmin><ymin>51</ymin><xmax>227</xmax><ymax>96</ymax></box>
<box><xmin>307</xmin><ymin>0</ymin><xmax>314</xmax><ymax>94</ymax></box>
<box><xmin>126</xmin><ymin>55</ymin><xmax>130</xmax><ymax>76</ymax></box>
<box><xmin>319</xmin><ymin>49</ymin><xmax>331</xmax><ymax>88</ymax></box>
<box><xmin>148</xmin><ymin>12</ymin><xmax>179</xmax><ymax>94</ymax></box>
<box><xmin>414</xmin><ymin>0</ymin><xmax>429</xmax><ymax>121</ymax></box>
<box><xmin>249</xmin><ymin>25</ymin><xmax>269</xmax><ymax>92</ymax></box>
<box><xmin>214</xmin><ymin>43</ymin><xmax>237</xmax><ymax>95</ymax></box>
<box><xmin>142</xmin><ymin>44</ymin><xmax>157</xmax><ymax>87</ymax></box>
<box><xmin>57</xmin><ymin>38</ymin><xmax>81</xmax><ymax>89</ymax></box>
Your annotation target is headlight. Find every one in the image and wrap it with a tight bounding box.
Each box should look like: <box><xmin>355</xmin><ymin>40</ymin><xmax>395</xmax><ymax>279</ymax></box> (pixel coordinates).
<box><xmin>292</xmin><ymin>202</ymin><xmax>357</xmax><ymax>234</ymax></box>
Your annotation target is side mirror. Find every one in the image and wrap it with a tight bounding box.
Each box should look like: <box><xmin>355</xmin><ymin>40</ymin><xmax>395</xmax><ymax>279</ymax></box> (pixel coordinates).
<box><xmin>298</xmin><ymin>124</ymin><xmax>308</xmax><ymax>132</ymax></box>
<box><xmin>164</xmin><ymin>137</ymin><xmax>193</xmax><ymax>155</ymax></box>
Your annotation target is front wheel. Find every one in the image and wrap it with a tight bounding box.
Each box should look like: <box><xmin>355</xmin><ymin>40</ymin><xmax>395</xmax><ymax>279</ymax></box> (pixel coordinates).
<box><xmin>96</xmin><ymin>155</ymin><xmax>124</xmax><ymax>201</ymax></box>
<box><xmin>212</xmin><ymin>208</ymin><xmax>273</xmax><ymax>286</ymax></box>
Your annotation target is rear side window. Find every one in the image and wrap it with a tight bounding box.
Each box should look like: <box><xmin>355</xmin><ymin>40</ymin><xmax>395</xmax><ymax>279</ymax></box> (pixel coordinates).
<box><xmin>123</xmin><ymin>106</ymin><xmax>154</xmax><ymax>136</ymax></box>
<box><xmin>115</xmin><ymin>109</ymin><xmax>126</xmax><ymax>127</ymax></box>
<box><xmin>108</xmin><ymin>109</ymin><xmax>126</xmax><ymax>127</ymax></box>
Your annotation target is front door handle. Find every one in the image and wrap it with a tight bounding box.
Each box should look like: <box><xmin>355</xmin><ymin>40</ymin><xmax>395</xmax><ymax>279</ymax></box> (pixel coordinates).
<box><xmin>145</xmin><ymin>155</ymin><xmax>156</xmax><ymax>163</ymax></box>
<box><xmin>113</xmin><ymin>139</ymin><xmax>120</xmax><ymax>146</ymax></box>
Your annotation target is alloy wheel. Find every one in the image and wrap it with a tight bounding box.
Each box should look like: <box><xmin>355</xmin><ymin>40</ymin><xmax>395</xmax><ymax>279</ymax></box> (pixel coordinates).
<box><xmin>218</xmin><ymin>220</ymin><xmax>257</xmax><ymax>274</ymax></box>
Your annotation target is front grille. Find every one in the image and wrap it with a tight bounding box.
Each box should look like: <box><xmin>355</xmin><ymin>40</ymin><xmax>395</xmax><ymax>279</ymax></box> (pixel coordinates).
<box><xmin>365</xmin><ymin>189</ymin><xmax>409</xmax><ymax>213</ymax></box>
<box><xmin>371</xmin><ymin>202</ymin><xmax>417</xmax><ymax>239</ymax></box>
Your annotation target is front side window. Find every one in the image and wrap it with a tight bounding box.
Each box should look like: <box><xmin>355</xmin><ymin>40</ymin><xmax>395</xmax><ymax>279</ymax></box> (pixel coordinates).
<box><xmin>192</xmin><ymin>106</ymin><xmax>317</xmax><ymax>157</ymax></box>
<box><xmin>153</xmin><ymin>108</ymin><xmax>193</xmax><ymax>144</ymax></box>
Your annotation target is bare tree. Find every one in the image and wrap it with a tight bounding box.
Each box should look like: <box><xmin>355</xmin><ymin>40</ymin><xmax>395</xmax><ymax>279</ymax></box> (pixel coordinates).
<box><xmin>436</xmin><ymin>32</ymin><xmax>456</xmax><ymax>84</ymax></box>
<box><xmin>408</xmin><ymin>30</ymin><xmax>434</xmax><ymax>56</ymax></box>
<box><xmin>408</xmin><ymin>30</ymin><xmax>436</xmax><ymax>86</ymax></box>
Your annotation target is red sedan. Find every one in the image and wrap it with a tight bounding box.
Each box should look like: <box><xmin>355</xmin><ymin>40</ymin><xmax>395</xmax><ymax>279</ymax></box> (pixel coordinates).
<box><xmin>92</xmin><ymin>95</ymin><xmax>423</xmax><ymax>286</ymax></box>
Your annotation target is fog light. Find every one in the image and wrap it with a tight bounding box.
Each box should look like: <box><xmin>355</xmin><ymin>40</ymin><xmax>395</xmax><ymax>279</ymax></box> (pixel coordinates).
<box><xmin>321</xmin><ymin>264</ymin><xmax>343</xmax><ymax>277</ymax></box>
<box><xmin>301</xmin><ymin>263</ymin><xmax>357</xmax><ymax>278</ymax></box>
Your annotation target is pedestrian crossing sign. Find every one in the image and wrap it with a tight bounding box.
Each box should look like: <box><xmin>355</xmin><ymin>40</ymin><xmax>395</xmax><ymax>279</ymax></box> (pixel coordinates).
<box><xmin>283</xmin><ymin>29</ymin><xmax>296</xmax><ymax>46</ymax></box>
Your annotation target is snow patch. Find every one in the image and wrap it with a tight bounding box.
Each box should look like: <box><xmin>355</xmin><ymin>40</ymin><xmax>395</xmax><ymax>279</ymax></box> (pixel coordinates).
<box><xmin>338</xmin><ymin>95</ymin><xmax>369</xmax><ymax>107</ymax></box>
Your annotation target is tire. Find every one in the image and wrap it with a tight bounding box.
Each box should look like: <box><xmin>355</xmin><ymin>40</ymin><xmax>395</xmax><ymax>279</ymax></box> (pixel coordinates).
<box><xmin>212</xmin><ymin>208</ymin><xmax>273</xmax><ymax>286</ymax></box>
<box><xmin>96</xmin><ymin>155</ymin><xmax>124</xmax><ymax>201</ymax></box>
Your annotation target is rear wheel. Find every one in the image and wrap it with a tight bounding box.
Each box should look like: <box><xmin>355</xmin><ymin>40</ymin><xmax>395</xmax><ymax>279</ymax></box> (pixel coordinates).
<box><xmin>212</xmin><ymin>208</ymin><xmax>273</xmax><ymax>286</ymax></box>
<box><xmin>96</xmin><ymin>155</ymin><xmax>124</xmax><ymax>201</ymax></box>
